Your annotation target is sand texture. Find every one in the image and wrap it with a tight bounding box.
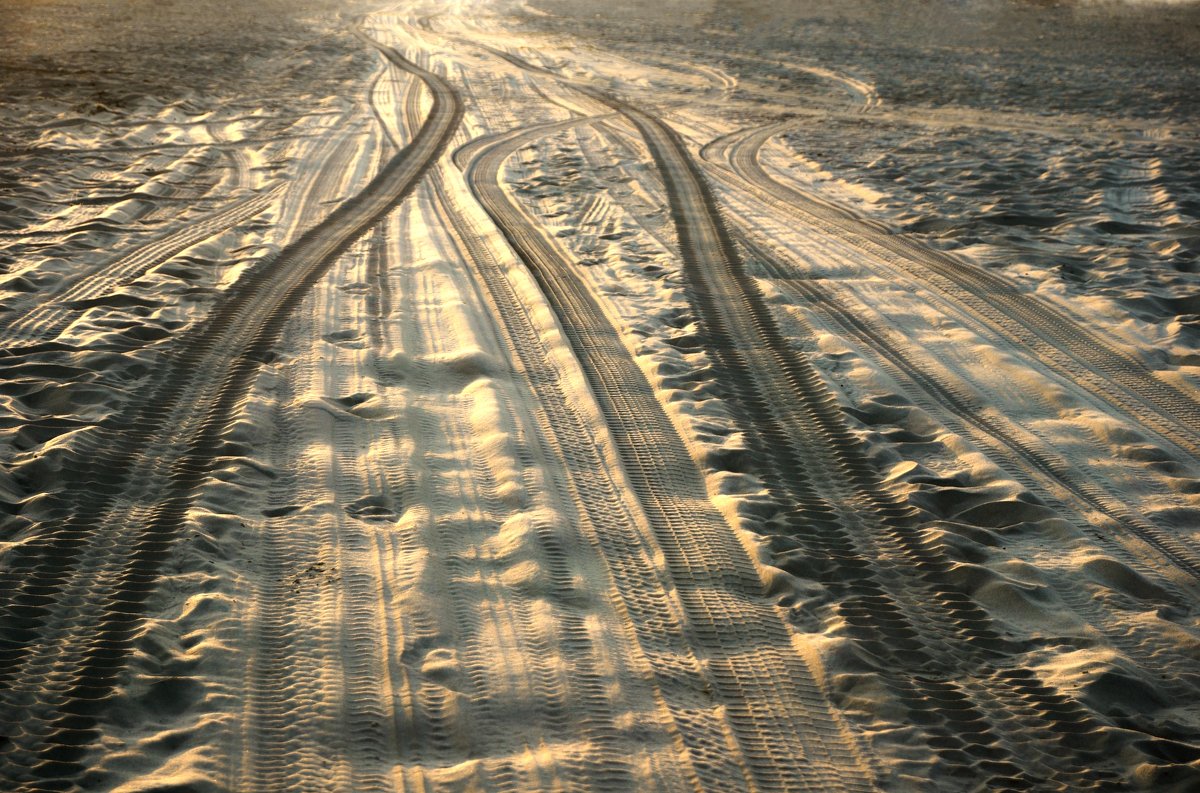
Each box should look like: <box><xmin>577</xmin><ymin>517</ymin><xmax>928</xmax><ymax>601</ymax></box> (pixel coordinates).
<box><xmin>1</xmin><ymin>0</ymin><xmax>1199</xmax><ymax>790</ymax></box>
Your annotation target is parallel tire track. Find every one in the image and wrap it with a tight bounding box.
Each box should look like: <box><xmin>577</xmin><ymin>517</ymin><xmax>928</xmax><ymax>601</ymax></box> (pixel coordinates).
<box><xmin>393</xmin><ymin>64</ymin><xmax>649</xmax><ymax>789</ymax></box>
<box><xmin>0</xmin><ymin>184</ymin><xmax>286</xmax><ymax>352</ymax></box>
<box><xmin>460</xmin><ymin>43</ymin><xmax>1089</xmax><ymax>787</ymax></box>
<box><xmin>655</xmin><ymin>100</ymin><xmax>1200</xmax><ymax>697</ymax></box>
<box><xmin>515</xmin><ymin>64</ymin><xmax>1130</xmax><ymax>787</ymax></box>
<box><xmin>728</xmin><ymin>228</ymin><xmax>1200</xmax><ymax>692</ymax></box>
<box><xmin>628</xmin><ymin>95</ymin><xmax>1136</xmax><ymax>790</ymax></box>
<box><xmin>0</xmin><ymin>26</ymin><xmax>461</xmax><ymax>790</ymax></box>
<box><xmin>738</xmin><ymin>228</ymin><xmax>1200</xmax><ymax>582</ymax></box>
<box><xmin>461</xmin><ymin>115</ymin><xmax>876</xmax><ymax>792</ymax></box>
<box><xmin>0</xmin><ymin>119</ymin><xmax>362</xmax><ymax>714</ymax></box>
<box><xmin>718</xmin><ymin>121</ymin><xmax>1200</xmax><ymax>460</ymax></box>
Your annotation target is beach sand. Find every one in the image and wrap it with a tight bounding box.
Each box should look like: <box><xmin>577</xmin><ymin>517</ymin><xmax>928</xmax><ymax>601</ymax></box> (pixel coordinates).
<box><xmin>1</xmin><ymin>0</ymin><xmax>1198</xmax><ymax>790</ymax></box>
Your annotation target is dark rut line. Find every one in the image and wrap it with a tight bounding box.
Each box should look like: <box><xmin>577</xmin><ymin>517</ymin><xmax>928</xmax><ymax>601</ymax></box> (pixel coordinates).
<box><xmin>597</xmin><ymin>101</ymin><xmax>1200</xmax><ymax>789</ymax></box>
<box><xmin>461</xmin><ymin>112</ymin><xmax>875</xmax><ymax>792</ymax></box>
<box><xmin>440</xmin><ymin>140</ymin><xmax>744</xmax><ymax>791</ymax></box>
<box><xmin>708</xmin><ymin>129</ymin><xmax>1200</xmax><ymax>581</ymax></box>
<box><xmin>720</xmin><ymin>121</ymin><xmax>1200</xmax><ymax>461</ymax></box>
<box><xmin>0</xmin><ymin>25</ymin><xmax>461</xmax><ymax>790</ymax></box>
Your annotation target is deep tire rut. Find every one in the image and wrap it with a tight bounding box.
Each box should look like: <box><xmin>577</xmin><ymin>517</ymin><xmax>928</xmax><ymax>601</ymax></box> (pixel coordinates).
<box><xmin>457</xmin><ymin>42</ymin><xmax>1145</xmax><ymax>787</ymax></box>
<box><xmin>608</xmin><ymin>94</ymin><xmax>1135</xmax><ymax>792</ymax></box>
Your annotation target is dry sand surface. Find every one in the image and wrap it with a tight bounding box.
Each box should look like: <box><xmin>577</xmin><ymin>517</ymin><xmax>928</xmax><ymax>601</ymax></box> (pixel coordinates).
<box><xmin>1</xmin><ymin>0</ymin><xmax>1199</xmax><ymax>790</ymax></box>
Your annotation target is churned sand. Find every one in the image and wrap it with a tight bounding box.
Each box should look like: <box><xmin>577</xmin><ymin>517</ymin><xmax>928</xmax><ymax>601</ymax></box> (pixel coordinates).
<box><xmin>1</xmin><ymin>0</ymin><xmax>1198</xmax><ymax>790</ymax></box>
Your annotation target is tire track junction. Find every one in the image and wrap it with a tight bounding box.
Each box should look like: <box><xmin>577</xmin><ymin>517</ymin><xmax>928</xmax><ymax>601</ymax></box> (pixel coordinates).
<box><xmin>602</xmin><ymin>91</ymin><xmax>1124</xmax><ymax>792</ymax></box>
<box><xmin>458</xmin><ymin>41</ymin><xmax>1151</xmax><ymax>788</ymax></box>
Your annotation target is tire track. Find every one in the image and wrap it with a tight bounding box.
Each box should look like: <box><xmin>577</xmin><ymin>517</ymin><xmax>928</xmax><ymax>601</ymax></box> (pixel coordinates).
<box><xmin>238</xmin><ymin>366</ymin><xmax>343</xmax><ymax>792</ymax></box>
<box><xmin>460</xmin><ymin>113</ymin><xmax>876</xmax><ymax>792</ymax></box>
<box><xmin>403</xmin><ymin>245</ymin><xmax>626</xmax><ymax>790</ymax></box>
<box><xmin>742</xmin><ymin>228</ymin><xmax>1200</xmax><ymax>582</ymax></box>
<box><xmin>685</xmin><ymin>124</ymin><xmax>1200</xmax><ymax>576</ymax></box>
<box><xmin>395</xmin><ymin>61</ymin><xmax>689</xmax><ymax>789</ymax></box>
<box><xmin>0</xmin><ymin>25</ymin><xmax>461</xmax><ymax>790</ymax></box>
<box><xmin>692</xmin><ymin>96</ymin><xmax>1200</xmax><ymax>584</ymax></box>
<box><xmin>389</xmin><ymin>238</ymin><xmax>540</xmax><ymax>789</ymax></box>
<box><xmin>596</xmin><ymin>113</ymin><xmax>1200</xmax><ymax>593</ymax></box>
<box><xmin>696</xmin><ymin>143</ymin><xmax>1200</xmax><ymax>575</ymax></box>
<box><xmin>458</xmin><ymin>39</ymin><xmax>1134</xmax><ymax>784</ymax></box>
<box><xmin>0</xmin><ymin>108</ymin><xmax>351</xmax><ymax>355</ymax></box>
<box><xmin>599</xmin><ymin>90</ymin><xmax>1136</xmax><ymax>791</ymax></box>
<box><xmin>0</xmin><ymin>184</ymin><xmax>286</xmax><ymax>353</ymax></box>
<box><xmin>398</xmin><ymin>179</ymin><xmax>588</xmax><ymax>787</ymax></box>
<box><xmin>240</xmin><ymin>31</ymin><xmax>675</xmax><ymax>788</ymax></box>
<box><xmin>321</xmin><ymin>218</ymin><xmax>453</xmax><ymax>787</ymax></box>
<box><xmin>716</xmin><ymin>121</ymin><xmax>1200</xmax><ymax>461</ymax></box>
<box><xmin>703</xmin><ymin>122</ymin><xmax>1200</xmax><ymax>580</ymax></box>
<box><xmin>0</xmin><ymin>136</ymin><xmax>364</xmax><ymax>789</ymax></box>
<box><xmin>0</xmin><ymin>114</ymin><xmax>364</xmax><ymax>700</ymax></box>
<box><xmin>237</xmin><ymin>229</ymin><xmax>402</xmax><ymax>793</ymax></box>
<box><xmin>317</xmin><ymin>245</ymin><xmax>401</xmax><ymax>792</ymax></box>
<box><xmin>597</xmin><ymin>103</ymin><xmax>1041</xmax><ymax>788</ymax></box>
<box><xmin>729</xmin><ymin>230</ymin><xmax>1200</xmax><ymax>693</ymax></box>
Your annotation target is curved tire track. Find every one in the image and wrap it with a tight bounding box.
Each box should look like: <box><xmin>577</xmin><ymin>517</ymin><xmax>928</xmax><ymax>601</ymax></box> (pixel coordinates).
<box><xmin>717</xmin><ymin>121</ymin><xmax>1200</xmax><ymax>461</ymax></box>
<box><xmin>0</xmin><ymin>184</ymin><xmax>286</xmax><ymax>354</ymax></box>
<box><xmin>455</xmin><ymin>40</ymin><xmax>1139</xmax><ymax>785</ymax></box>
<box><xmin>394</xmin><ymin>58</ymin><xmax>660</xmax><ymax>790</ymax></box>
<box><xmin>460</xmin><ymin>113</ymin><xmax>877</xmax><ymax>792</ymax></box>
<box><xmin>601</xmin><ymin>93</ymin><xmax>1115</xmax><ymax>791</ymax></box>
<box><xmin>0</xmin><ymin>25</ymin><xmax>461</xmax><ymax>790</ymax></box>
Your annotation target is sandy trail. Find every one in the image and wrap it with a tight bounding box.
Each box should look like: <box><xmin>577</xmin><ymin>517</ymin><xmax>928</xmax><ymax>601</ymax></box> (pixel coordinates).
<box><xmin>0</xmin><ymin>0</ymin><xmax>1198</xmax><ymax>791</ymax></box>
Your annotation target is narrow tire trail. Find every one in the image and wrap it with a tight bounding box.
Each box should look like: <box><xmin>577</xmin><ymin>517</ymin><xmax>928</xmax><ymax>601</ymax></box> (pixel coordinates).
<box><xmin>0</xmin><ymin>183</ymin><xmax>286</xmax><ymax>353</ymax></box>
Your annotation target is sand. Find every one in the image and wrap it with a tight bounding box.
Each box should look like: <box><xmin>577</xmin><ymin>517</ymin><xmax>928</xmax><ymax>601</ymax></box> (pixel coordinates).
<box><xmin>1</xmin><ymin>0</ymin><xmax>1198</xmax><ymax>790</ymax></box>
